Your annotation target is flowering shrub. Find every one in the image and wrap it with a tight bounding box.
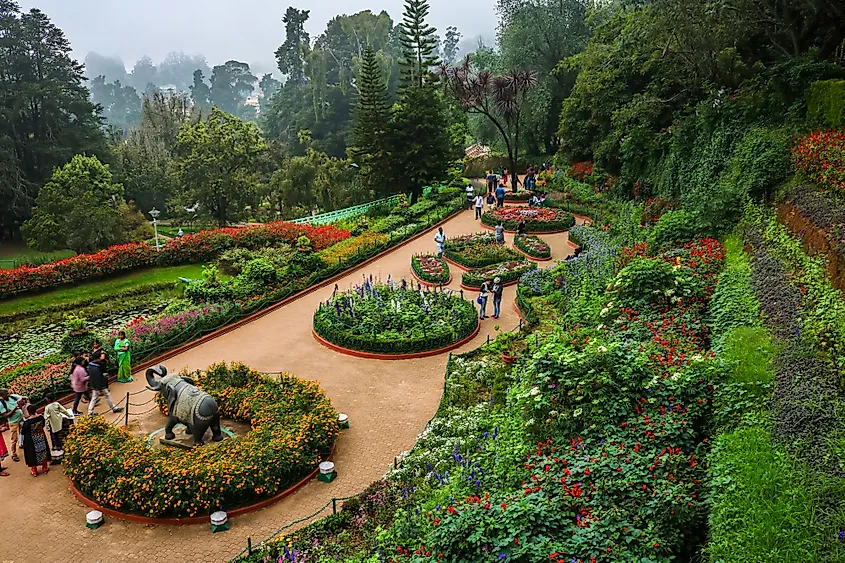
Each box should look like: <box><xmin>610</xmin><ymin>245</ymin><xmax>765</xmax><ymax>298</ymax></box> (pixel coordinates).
<box><xmin>481</xmin><ymin>207</ymin><xmax>576</xmax><ymax>233</ymax></box>
<box><xmin>411</xmin><ymin>254</ymin><xmax>451</xmax><ymax>285</ymax></box>
<box><xmin>641</xmin><ymin>198</ymin><xmax>677</xmax><ymax>226</ymax></box>
<box><xmin>444</xmin><ymin>233</ymin><xmax>522</xmax><ymax>268</ymax></box>
<box><xmin>0</xmin><ymin>222</ymin><xmax>350</xmax><ymax>299</ymax></box>
<box><xmin>503</xmin><ymin>191</ymin><xmax>533</xmax><ymax>202</ymax></box>
<box><xmin>7</xmin><ymin>362</ymin><xmax>68</xmax><ymax>401</ymax></box>
<box><xmin>792</xmin><ymin>130</ymin><xmax>845</xmax><ymax>192</ymax></box>
<box><xmin>317</xmin><ymin>232</ymin><xmax>390</xmax><ymax>266</ymax></box>
<box><xmin>514</xmin><ymin>234</ymin><xmax>551</xmax><ymax>259</ymax></box>
<box><xmin>313</xmin><ymin>280</ymin><xmax>477</xmax><ymax>354</ymax></box>
<box><xmin>64</xmin><ymin>362</ymin><xmax>338</xmax><ymax>518</ymax></box>
<box><xmin>567</xmin><ymin>161</ymin><xmax>594</xmax><ymax>182</ymax></box>
<box><xmin>462</xmin><ymin>261</ymin><xmax>536</xmax><ymax>289</ymax></box>
<box><xmin>108</xmin><ymin>303</ymin><xmax>231</xmax><ymax>355</ymax></box>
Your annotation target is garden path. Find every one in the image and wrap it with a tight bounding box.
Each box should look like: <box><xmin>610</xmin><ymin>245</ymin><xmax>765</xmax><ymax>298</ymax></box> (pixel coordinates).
<box><xmin>3</xmin><ymin>207</ymin><xmax>582</xmax><ymax>563</ymax></box>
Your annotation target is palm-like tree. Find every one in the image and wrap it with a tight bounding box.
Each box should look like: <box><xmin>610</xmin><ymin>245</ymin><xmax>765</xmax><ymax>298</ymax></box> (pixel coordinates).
<box><xmin>438</xmin><ymin>56</ymin><xmax>538</xmax><ymax>183</ymax></box>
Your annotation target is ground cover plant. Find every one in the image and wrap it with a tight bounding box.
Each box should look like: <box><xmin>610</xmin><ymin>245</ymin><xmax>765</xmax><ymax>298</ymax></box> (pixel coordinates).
<box><xmin>313</xmin><ymin>279</ymin><xmax>478</xmax><ymax>354</ymax></box>
<box><xmin>461</xmin><ymin>260</ymin><xmax>536</xmax><ymax>289</ymax></box>
<box><xmin>481</xmin><ymin>207</ymin><xmax>575</xmax><ymax>233</ymax></box>
<box><xmin>411</xmin><ymin>254</ymin><xmax>451</xmax><ymax>285</ymax></box>
<box><xmin>513</xmin><ymin>234</ymin><xmax>551</xmax><ymax>259</ymax></box>
<box><xmin>444</xmin><ymin>233</ymin><xmax>522</xmax><ymax>268</ymax></box>
<box><xmin>64</xmin><ymin>362</ymin><xmax>338</xmax><ymax>518</ymax></box>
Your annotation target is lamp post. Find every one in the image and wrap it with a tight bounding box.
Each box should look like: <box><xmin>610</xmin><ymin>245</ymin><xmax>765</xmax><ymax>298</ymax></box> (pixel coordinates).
<box><xmin>350</xmin><ymin>163</ymin><xmax>360</xmax><ymax>206</ymax></box>
<box><xmin>149</xmin><ymin>207</ymin><xmax>161</xmax><ymax>251</ymax></box>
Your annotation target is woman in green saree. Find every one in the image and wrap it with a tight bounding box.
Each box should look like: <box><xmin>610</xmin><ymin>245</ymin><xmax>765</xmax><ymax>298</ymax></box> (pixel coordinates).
<box><xmin>114</xmin><ymin>331</ymin><xmax>133</xmax><ymax>383</ymax></box>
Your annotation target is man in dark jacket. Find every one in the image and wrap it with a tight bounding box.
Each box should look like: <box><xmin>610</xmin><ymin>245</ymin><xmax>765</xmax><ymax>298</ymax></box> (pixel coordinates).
<box><xmin>86</xmin><ymin>352</ymin><xmax>123</xmax><ymax>415</ymax></box>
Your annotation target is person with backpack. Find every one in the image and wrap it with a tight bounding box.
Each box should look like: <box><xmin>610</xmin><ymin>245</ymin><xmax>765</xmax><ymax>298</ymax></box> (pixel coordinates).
<box><xmin>87</xmin><ymin>351</ymin><xmax>123</xmax><ymax>415</ymax></box>
<box><xmin>434</xmin><ymin>227</ymin><xmax>446</xmax><ymax>258</ymax></box>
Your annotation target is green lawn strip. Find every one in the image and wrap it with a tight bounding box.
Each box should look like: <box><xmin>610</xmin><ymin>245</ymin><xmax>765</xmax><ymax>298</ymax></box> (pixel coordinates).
<box><xmin>0</xmin><ymin>263</ymin><xmax>206</xmax><ymax>316</ymax></box>
<box><xmin>0</xmin><ymin>244</ymin><xmax>76</xmax><ymax>268</ymax></box>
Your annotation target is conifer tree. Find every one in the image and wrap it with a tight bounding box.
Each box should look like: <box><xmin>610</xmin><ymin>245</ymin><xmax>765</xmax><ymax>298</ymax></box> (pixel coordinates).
<box><xmin>398</xmin><ymin>0</ymin><xmax>440</xmax><ymax>89</ymax></box>
<box><xmin>348</xmin><ymin>46</ymin><xmax>392</xmax><ymax>195</ymax></box>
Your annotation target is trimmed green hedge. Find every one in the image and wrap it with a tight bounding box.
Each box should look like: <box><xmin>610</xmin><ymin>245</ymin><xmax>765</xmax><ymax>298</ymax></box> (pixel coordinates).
<box><xmin>808</xmin><ymin>79</ymin><xmax>845</xmax><ymax>128</ymax></box>
<box><xmin>481</xmin><ymin>208</ymin><xmax>575</xmax><ymax>233</ymax></box>
<box><xmin>504</xmin><ymin>191</ymin><xmax>532</xmax><ymax>202</ymax></box>
<box><xmin>444</xmin><ymin>233</ymin><xmax>522</xmax><ymax>268</ymax></box>
<box><xmin>462</xmin><ymin>260</ymin><xmax>537</xmax><ymax>289</ymax></box>
<box><xmin>514</xmin><ymin>234</ymin><xmax>551</xmax><ymax>259</ymax></box>
<box><xmin>411</xmin><ymin>255</ymin><xmax>451</xmax><ymax>284</ymax></box>
<box><xmin>313</xmin><ymin>287</ymin><xmax>477</xmax><ymax>355</ymax></box>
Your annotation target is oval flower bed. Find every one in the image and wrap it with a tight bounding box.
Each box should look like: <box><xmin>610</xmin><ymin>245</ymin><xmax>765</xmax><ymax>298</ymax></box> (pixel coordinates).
<box><xmin>63</xmin><ymin>362</ymin><xmax>338</xmax><ymax>519</ymax></box>
<box><xmin>313</xmin><ymin>280</ymin><xmax>477</xmax><ymax>355</ymax></box>
<box><xmin>481</xmin><ymin>207</ymin><xmax>575</xmax><ymax>233</ymax></box>
<box><xmin>461</xmin><ymin>260</ymin><xmax>537</xmax><ymax>290</ymax></box>
<box><xmin>514</xmin><ymin>234</ymin><xmax>552</xmax><ymax>260</ymax></box>
<box><xmin>411</xmin><ymin>254</ymin><xmax>451</xmax><ymax>285</ymax></box>
<box><xmin>443</xmin><ymin>233</ymin><xmax>522</xmax><ymax>269</ymax></box>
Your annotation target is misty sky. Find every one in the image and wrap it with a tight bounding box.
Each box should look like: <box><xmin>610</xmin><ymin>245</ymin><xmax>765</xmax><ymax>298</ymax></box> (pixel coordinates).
<box><xmin>22</xmin><ymin>0</ymin><xmax>498</xmax><ymax>73</ymax></box>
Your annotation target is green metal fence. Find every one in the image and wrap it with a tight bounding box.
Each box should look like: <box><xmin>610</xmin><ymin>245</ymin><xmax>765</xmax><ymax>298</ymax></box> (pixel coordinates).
<box><xmin>289</xmin><ymin>186</ymin><xmax>438</xmax><ymax>226</ymax></box>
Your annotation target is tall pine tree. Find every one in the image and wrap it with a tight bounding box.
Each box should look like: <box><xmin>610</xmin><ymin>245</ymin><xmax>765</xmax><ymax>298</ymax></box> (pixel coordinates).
<box><xmin>397</xmin><ymin>0</ymin><xmax>439</xmax><ymax>89</ymax></box>
<box><xmin>348</xmin><ymin>46</ymin><xmax>392</xmax><ymax>196</ymax></box>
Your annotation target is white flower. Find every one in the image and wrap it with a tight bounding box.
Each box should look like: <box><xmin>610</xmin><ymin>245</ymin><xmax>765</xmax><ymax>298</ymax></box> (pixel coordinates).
<box><xmin>600</xmin><ymin>307</ymin><xmax>610</xmax><ymax>317</ymax></box>
<box><xmin>529</xmin><ymin>386</ymin><xmax>540</xmax><ymax>396</ymax></box>
<box><xmin>597</xmin><ymin>324</ymin><xmax>605</xmax><ymax>330</ymax></box>
<box><xmin>573</xmin><ymin>407</ymin><xmax>583</xmax><ymax>417</ymax></box>
<box><xmin>597</xmin><ymin>345</ymin><xmax>608</xmax><ymax>354</ymax></box>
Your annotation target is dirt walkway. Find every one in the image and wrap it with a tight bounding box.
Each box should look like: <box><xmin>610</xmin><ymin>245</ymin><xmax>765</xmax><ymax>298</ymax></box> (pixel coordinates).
<box><xmin>2</xmin><ymin>207</ymin><xmax>579</xmax><ymax>563</ymax></box>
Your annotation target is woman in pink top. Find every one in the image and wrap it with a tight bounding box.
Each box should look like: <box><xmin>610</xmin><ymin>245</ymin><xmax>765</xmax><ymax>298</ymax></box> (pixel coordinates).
<box><xmin>70</xmin><ymin>356</ymin><xmax>90</xmax><ymax>416</ymax></box>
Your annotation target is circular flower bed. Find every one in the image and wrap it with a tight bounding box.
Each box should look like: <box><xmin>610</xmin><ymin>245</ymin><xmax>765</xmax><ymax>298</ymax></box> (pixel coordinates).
<box><xmin>313</xmin><ymin>281</ymin><xmax>477</xmax><ymax>355</ymax></box>
<box><xmin>461</xmin><ymin>260</ymin><xmax>537</xmax><ymax>290</ymax></box>
<box><xmin>443</xmin><ymin>233</ymin><xmax>522</xmax><ymax>269</ymax></box>
<box><xmin>514</xmin><ymin>234</ymin><xmax>551</xmax><ymax>260</ymax></box>
<box><xmin>64</xmin><ymin>362</ymin><xmax>338</xmax><ymax>519</ymax></box>
<box><xmin>411</xmin><ymin>254</ymin><xmax>451</xmax><ymax>285</ymax></box>
<box><xmin>481</xmin><ymin>207</ymin><xmax>575</xmax><ymax>233</ymax></box>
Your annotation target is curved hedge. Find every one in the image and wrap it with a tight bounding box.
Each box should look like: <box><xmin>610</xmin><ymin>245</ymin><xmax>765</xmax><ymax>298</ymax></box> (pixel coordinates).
<box><xmin>514</xmin><ymin>234</ymin><xmax>551</xmax><ymax>259</ymax></box>
<box><xmin>481</xmin><ymin>208</ymin><xmax>575</xmax><ymax>233</ymax></box>
<box><xmin>411</xmin><ymin>254</ymin><xmax>450</xmax><ymax>285</ymax></box>
<box><xmin>462</xmin><ymin>260</ymin><xmax>537</xmax><ymax>289</ymax></box>
<box><xmin>313</xmin><ymin>283</ymin><xmax>477</xmax><ymax>354</ymax></box>
<box><xmin>443</xmin><ymin>233</ymin><xmax>522</xmax><ymax>268</ymax></box>
<box><xmin>64</xmin><ymin>362</ymin><xmax>338</xmax><ymax>518</ymax></box>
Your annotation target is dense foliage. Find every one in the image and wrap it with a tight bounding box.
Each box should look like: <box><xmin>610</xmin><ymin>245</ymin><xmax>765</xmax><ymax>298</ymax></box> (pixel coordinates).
<box><xmin>64</xmin><ymin>362</ymin><xmax>338</xmax><ymax>518</ymax></box>
<box><xmin>313</xmin><ymin>281</ymin><xmax>477</xmax><ymax>354</ymax></box>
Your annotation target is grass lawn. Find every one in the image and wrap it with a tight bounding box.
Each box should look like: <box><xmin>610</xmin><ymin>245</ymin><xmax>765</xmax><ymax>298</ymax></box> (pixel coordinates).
<box><xmin>0</xmin><ymin>242</ymin><xmax>76</xmax><ymax>269</ymax></box>
<box><xmin>0</xmin><ymin>263</ymin><xmax>207</xmax><ymax>316</ymax></box>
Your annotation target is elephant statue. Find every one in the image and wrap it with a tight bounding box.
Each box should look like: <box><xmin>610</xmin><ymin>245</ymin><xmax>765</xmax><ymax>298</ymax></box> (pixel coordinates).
<box><xmin>145</xmin><ymin>365</ymin><xmax>222</xmax><ymax>446</ymax></box>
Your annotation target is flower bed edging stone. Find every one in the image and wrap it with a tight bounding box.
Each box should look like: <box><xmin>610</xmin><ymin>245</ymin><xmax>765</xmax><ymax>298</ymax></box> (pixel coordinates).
<box><xmin>311</xmin><ymin>322</ymin><xmax>481</xmax><ymax>360</ymax></box>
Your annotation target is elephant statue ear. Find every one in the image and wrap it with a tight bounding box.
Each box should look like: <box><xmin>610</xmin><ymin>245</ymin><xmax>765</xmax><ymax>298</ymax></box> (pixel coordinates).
<box><xmin>145</xmin><ymin>364</ymin><xmax>168</xmax><ymax>391</ymax></box>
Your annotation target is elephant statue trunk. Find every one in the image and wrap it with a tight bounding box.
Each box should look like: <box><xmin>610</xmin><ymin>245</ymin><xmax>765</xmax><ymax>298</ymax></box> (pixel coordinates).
<box><xmin>146</xmin><ymin>365</ymin><xmax>223</xmax><ymax>446</ymax></box>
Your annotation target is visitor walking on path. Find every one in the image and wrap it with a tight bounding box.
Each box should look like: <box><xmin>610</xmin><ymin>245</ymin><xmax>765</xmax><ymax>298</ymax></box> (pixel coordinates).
<box><xmin>495</xmin><ymin>183</ymin><xmax>506</xmax><ymax>207</ymax></box>
<box><xmin>114</xmin><ymin>331</ymin><xmax>133</xmax><ymax>383</ymax></box>
<box><xmin>0</xmin><ymin>388</ymin><xmax>25</xmax><ymax>463</ymax></box>
<box><xmin>478</xmin><ymin>279</ymin><xmax>491</xmax><ymax>319</ymax></box>
<box><xmin>434</xmin><ymin>227</ymin><xmax>446</xmax><ymax>258</ymax></box>
<box><xmin>86</xmin><ymin>354</ymin><xmax>123</xmax><ymax>415</ymax></box>
<box><xmin>465</xmin><ymin>184</ymin><xmax>474</xmax><ymax>210</ymax></box>
<box><xmin>516</xmin><ymin>219</ymin><xmax>526</xmax><ymax>238</ymax></box>
<box><xmin>486</xmin><ymin>170</ymin><xmax>496</xmax><ymax>193</ymax></box>
<box><xmin>70</xmin><ymin>357</ymin><xmax>89</xmax><ymax>416</ymax></box>
<box><xmin>492</xmin><ymin>277</ymin><xmax>503</xmax><ymax>319</ymax></box>
<box><xmin>20</xmin><ymin>404</ymin><xmax>50</xmax><ymax>477</ymax></box>
<box><xmin>474</xmin><ymin>193</ymin><xmax>485</xmax><ymax>220</ymax></box>
<box><xmin>495</xmin><ymin>221</ymin><xmax>505</xmax><ymax>245</ymax></box>
<box><xmin>486</xmin><ymin>190</ymin><xmax>495</xmax><ymax>211</ymax></box>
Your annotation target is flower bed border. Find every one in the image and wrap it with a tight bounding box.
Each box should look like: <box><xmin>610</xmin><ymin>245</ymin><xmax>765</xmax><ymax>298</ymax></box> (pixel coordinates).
<box><xmin>67</xmin><ymin>441</ymin><xmax>337</xmax><ymax>526</ymax></box>
<box><xmin>479</xmin><ymin>222</ymin><xmax>571</xmax><ymax>235</ymax></box>
<box><xmin>311</xmin><ymin>322</ymin><xmax>480</xmax><ymax>360</ymax></box>
<box><xmin>409</xmin><ymin>267</ymin><xmax>452</xmax><ymax>287</ymax></box>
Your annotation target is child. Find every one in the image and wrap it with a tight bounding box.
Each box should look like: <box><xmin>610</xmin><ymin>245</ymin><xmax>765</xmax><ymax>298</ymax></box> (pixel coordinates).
<box><xmin>20</xmin><ymin>404</ymin><xmax>51</xmax><ymax>477</ymax></box>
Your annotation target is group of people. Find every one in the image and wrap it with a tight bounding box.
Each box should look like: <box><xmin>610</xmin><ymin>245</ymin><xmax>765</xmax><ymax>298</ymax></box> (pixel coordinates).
<box><xmin>70</xmin><ymin>334</ymin><xmax>132</xmax><ymax>416</ymax></box>
<box><xmin>477</xmin><ymin>277</ymin><xmax>504</xmax><ymax>320</ymax></box>
<box><xmin>0</xmin><ymin>332</ymin><xmax>133</xmax><ymax>478</ymax></box>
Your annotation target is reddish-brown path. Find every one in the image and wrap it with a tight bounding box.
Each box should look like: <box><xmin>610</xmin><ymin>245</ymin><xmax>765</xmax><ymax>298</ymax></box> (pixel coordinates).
<box><xmin>2</xmin><ymin>207</ymin><xmax>580</xmax><ymax>563</ymax></box>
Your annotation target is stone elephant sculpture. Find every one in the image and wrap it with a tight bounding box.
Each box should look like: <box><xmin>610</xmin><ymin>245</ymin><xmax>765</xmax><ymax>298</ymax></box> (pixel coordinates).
<box><xmin>145</xmin><ymin>365</ymin><xmax>222</xmax><ymax>446</ymax></box>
